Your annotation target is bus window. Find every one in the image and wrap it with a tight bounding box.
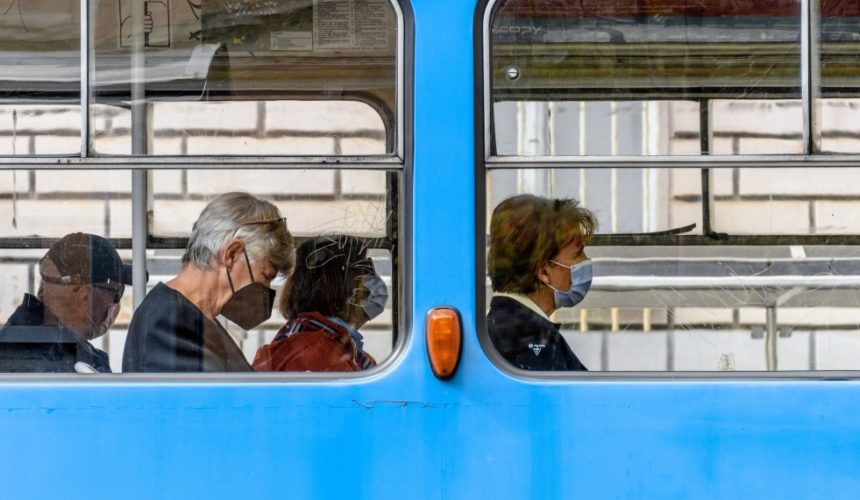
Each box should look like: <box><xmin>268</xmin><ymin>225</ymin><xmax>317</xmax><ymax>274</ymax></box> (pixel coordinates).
<box><xmin>0</xmin><ymin>168</ymin><xmax>398</xmax><ymax>373</ymax></box>
<box><xmin>92</xmin><ymin>99</ymin><xmax>389</xmax><ymax>156</ymax></box>
<box><xmin>483</xmin><ymin>0</ymin><xmax>860</xmax><ymax>373</ymax></box>
<box><xmin>489</xmin><ymin>0</ymin><xmax>802</xmax><ymax>156</ymax></box>
<box><xmin>0</xmin><ymin>0</ymin><xmax>405</xmax><ymax>375</ymax></box>
<box><xmin>817</xmin><ymin>0</ymin><xmax>860</xmax><ymax>153</ymax></box>
<box><xmin>0</xmin><ymin>0</ymin><xmax>81</xmax><ymax>155</ymax></box>
<box><xmin>132</xmin><ymin>168</ymin><xmax>399</xmax><ymax>374</ymax></box>
<box><xmin>0</xmin><ymin>172</ymin><xmax>134</xmax><ymax>373</ymax></box>
<box><xmin>90</xmin><ymin>0</ymin><xmax>398</xmax><ymax>156</ymax></box>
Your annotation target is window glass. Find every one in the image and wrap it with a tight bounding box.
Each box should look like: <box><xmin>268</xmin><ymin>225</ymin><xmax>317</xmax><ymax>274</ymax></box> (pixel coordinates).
<box><xmin>0</xmin><ymin>0</ymin><xmax>404</xmax><ymax>374</ymax></box>
<box><xmin>489</xmin><ymin>0</ymin><xmax>802</xmax><ymax>156</ymax></box>
<box><xmin>91</xmin><ymin>0</ymin><xmax>398</xmax><ymax>155</ymax></box>
<box><xmin>0</xmin><ymin>171</ymin><xmax>135</xmax><ymax>372</ymax></box>
<box><xmin>140</xmin><ymin>168</ymin><xmax>398</xmax><ymax>373</ymax></box>
<box><xmin>485</xmin><ymin>167</ymin><xmax>860</xmax><ymax>371</ymax></box>
<box><xmin>0</xmin><ymin>170</ymin><xmax>131</xmax><ymax>238</ymax></box>
<box><xmin>0</xmin><ymin>168</ymin><xmax>397</xmax><ymax>373</ymax></box>
<box><xmin>816</xmin><ymin>0</ymin><xmax>860</xmax><ymax>153</ymax></box>
<box><xmin>0</xmin><ymin>0</ymin><xmax>81</xmax><ymax>155</ymax></box>
<box><xmin>483</xmin><ymin>0</ymin><xmax>860</xmax><ymax>373</ymax></box>
<box><xmin>125</xmin><ymin>246</ymin><xmax>394</xmax><ymax>374</ymax></box>
<box><xmin>489</xmin><ymin>167</ymin><xmax>860</xmax><ymax>236</ymax></box>
<box><xmin>151</xmin><ymin>169</ymin><xmax>391</xmax><ymax>236</ymax></box>
<box><xmin>561</xmin><ymin>245</ymin><xmax>860</xmax><ymax>372</ymax></box>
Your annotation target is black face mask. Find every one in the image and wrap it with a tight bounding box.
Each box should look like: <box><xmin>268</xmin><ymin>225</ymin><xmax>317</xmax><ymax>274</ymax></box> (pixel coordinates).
<box><xmin>220</xmin><ymin>248</ymin><xmax>275</xmax><ymax>330</ymax></box>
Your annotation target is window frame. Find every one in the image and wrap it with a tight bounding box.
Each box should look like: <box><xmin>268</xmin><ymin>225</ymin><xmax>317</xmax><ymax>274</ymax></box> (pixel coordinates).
<box><xmin>0</xmin><ymin>0</ymin><xmax>413</xmax><ymax>381</ymax></box>
<box><xmin>476</xmin><ymin>0</ymin><xmax>858</xmax><ymax>168</ymax></box>
<box><xmin>476</xmin><ymin>0</ymin><xmax>860</xmax><ymax>379</ymax></box>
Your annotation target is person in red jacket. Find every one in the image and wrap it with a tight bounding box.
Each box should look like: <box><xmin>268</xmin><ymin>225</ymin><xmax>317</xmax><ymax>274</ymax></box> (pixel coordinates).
<box><xmin>253</xmin><ymin>235</ymin><xmax>388</xmax><ymax>372</ymax></box>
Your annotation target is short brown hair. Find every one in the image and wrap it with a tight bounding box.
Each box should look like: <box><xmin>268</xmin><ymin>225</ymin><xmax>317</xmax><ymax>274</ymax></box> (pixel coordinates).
<box><xmin>488</xmin><ymin>194</ymin><xmax>597</xmax><ymax>294</ymax></box>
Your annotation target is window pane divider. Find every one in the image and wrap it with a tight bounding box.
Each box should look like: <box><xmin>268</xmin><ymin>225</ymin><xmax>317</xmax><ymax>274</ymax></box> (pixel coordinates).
<box><xmin>80</xmin><ymin>0</ymin><xmax>90</xmax><ymax>157</ymax></box>
<box><xmin>486</xmin><ymin>155</ymin><xmax>860</xmax><ymax>169</ymax></box>
<box><xmin>802</xmin><ymin>0</ymin><xmax>814</xmax><ymax>154</ymax></box>
<box><xmin>131</xmin><ymin>170</ymin><xmax>147</xmax><ymax>309</ymax></box>
<box><xmin>0</xmin><ymin>236</ymin><xmax>396</xmax><ymax>251</ymax></box>
<box><xmin>588</xmin><ymin>234</ymin><xmax>860</xmax><ymax>246</ymax></box>
<box><xmin>0</xmin><ymin>157</ymin><xmax>404</xmax><ymax>170</ymax></box>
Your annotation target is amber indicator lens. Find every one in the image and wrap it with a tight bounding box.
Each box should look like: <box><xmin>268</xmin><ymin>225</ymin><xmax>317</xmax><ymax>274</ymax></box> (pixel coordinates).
<box><xmin>425</xmin><ymin>307</ymin><xmax>462</xmax><ymax>379</ymax></box>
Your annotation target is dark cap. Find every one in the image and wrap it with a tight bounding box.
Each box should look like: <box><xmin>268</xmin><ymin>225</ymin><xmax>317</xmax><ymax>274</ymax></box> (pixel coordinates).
<box><xmin>41</xmin><ymin>233</ymin><xmax>133</xmax><ymax>286</ymax></box>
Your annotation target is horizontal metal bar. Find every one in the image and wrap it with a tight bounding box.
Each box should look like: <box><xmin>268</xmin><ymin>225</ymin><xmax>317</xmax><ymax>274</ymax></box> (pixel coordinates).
<box><xmin>487</xmin><ymin>155</ymin><xmax>860</xmax><ymax>169</ymax></box>
<box><xmin>0</xmin><ymin>192</ymin><xmax>386</xmax><ymax>203</ymax></box>
<box><xmin>0</xmin><ymin>156</ymin><xmax>404</xmax><ymax>170</ymax></box>
<box><xmin>5</xmin><ymin>369</ymin><xmax>860</xmax><ymax>382</ymax></box>
<box><xmin>590</xmin><ymin>234</ymin><xmax>860</xmax><ymax>246</ymax></box>
<box><xmin>595</xmin><ymin>275</ymin><xmax>860</xmax><ymax>290</ymax></box>
<box><xmin>0</xmin><ymin>236</ymin><xmax>395</xmax><ymax>251</ymax></box>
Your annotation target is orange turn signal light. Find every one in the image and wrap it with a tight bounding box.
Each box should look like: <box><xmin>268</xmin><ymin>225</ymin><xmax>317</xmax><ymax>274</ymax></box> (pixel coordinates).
<box><xmin>426</xmin><ymin>307</ymin><xmax>462</xmax><ymax>379</ymax></box>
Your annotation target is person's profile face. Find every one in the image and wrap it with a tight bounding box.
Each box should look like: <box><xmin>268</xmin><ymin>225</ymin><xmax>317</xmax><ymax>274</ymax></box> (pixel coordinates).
<box><xmin>85</xmin><ymin>284</ymin><xmax>123</xmax><ymax>340</ymax></box>
<box><xmin>545</xmin><ymin>240</ymin><xmax>587</xmax><ymax>291</ymax></box>
<box><xmin>227</xmin><ymin>243</ymin><xmax>277</xmax><ymax>290</ymax></box>
<box><xmin>247</xmin><ymin>256</ymin><xmax>277</xmax><ymax>289</ymax></box>
<box><xmin>351</xmin><ymin>257</ymin><xmax>375</xmax><ymax>295</ymax></box>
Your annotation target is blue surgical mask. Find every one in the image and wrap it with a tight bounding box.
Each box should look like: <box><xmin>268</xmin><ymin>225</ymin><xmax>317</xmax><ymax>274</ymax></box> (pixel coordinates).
<box><xmin>545</xmin><ymin>259</ymin><xmax>592</xmax><ymax>309</ymax></box>
<box><xmin>360</xmin><ymin>273</ymin><xmax>388</xmax><ymax>320</ymax></box>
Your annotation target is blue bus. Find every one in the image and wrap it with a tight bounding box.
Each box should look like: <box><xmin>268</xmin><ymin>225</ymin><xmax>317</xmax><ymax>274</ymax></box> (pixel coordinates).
<box><xmin>3</xmin><ymin>0</ymin><xmax>860</xmax><ymax>497</ymax></box>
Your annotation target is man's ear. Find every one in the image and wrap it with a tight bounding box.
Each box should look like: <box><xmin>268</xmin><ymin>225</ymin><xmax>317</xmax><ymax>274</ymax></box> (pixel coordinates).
<box><xmin>221</xmin><ymin>239</ymin><xmax>245</xmax><ymax>271</ymax></box>
<box><xmin>76</xmin><ymin>284</ymin><xmax>92</xmax><ymax>303</ymax></box>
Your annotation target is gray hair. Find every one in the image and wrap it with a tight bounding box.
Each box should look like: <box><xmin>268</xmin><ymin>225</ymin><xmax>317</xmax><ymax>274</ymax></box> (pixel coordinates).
<box><xmin>182</xmin><ymin>192</ymin><xmax>295</xmax><ymax>275</ymax></box>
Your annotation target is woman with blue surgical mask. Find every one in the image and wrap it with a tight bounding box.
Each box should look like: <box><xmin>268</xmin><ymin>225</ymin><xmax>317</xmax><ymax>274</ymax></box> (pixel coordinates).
<box><xmin>254</xmin><ymin>235</ymin><xmax>387</xmax><ymax>372</ymax></box>
<box><xmin>487</xmin><ymin>195</ymin><xmax>597</xmax><ymax>371</ymax></box>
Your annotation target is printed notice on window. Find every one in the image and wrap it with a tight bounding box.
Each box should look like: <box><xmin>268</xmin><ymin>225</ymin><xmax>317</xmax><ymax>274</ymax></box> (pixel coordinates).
<box><xmin>355</xmin><ymin>0</ymin><xmax>390</xmax><ymax>52</ymax></box>
<box><xmin>313</xmin><ymin>0</ymin><xmax>391</xmax><ymax>52</ymax></box>
<box><xmin>271</xmin><ymin>31</ymin><xmax>313</xmax><ymax>51</ymax></box>
<box><xmin>314</xmin><ymin>0</ymin><xmax>354</xmax><ymax>50</ymax></box>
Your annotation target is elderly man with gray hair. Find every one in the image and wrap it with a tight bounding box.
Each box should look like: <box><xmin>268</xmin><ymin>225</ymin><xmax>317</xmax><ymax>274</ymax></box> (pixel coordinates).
<box><xmin>123</xmin><ymin>192</ymin><xmax>295</xmax><ymax>372</ymax></box>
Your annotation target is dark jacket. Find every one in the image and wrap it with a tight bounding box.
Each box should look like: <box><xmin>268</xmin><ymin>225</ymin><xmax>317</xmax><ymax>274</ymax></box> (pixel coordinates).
<box><xmin>253</xmin><ymin>312</ymin><xmax>376</xmax><ymax>372</ymax></box>
<box><xmin>0</xmin><ymin>293</ymin><xmax>111</xmax><ymax>373</ymax></box>
<box><xmin>123</xmin><ymin>283</ymin><xmax>252</xmax><ymax>372</ymax></box>
<box><xmin>487</xmin><ymin>295</ymin><xmax>587</xmax><ymax>371</ymax></box>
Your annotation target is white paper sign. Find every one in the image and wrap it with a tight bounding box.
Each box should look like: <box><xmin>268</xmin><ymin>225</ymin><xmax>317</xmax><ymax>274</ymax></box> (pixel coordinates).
<box><xmin>271</xmin><ymin>30</ymin><xmax>313</xmax><ymax>51</ymax></box>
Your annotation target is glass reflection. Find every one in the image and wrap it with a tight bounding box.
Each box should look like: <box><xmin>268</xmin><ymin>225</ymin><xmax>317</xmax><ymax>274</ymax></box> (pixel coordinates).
<box><xmin>91</xmin><ymin>0</ymin><xmax>397</xmax><ymax>155</ymax></box>
<box><xmin>488</xmin><ymin>168</ymin><xmax>860</xmax><ymax>370</ymax></box>
<box><xmin>0</xmin><ymin>0</ymin><xmax>80</xmax><ymax>155</ymax></box>
<box><xmin>816</xmin><ymin>0</ymin><xmax>860</xmax><ymax>152</ymax></box>
<box><xmin>490</xmin><ymin>0</ymin><xmax>802</xmax><ymax>156</ymax></box>
<box><xmin>490</xmin><ymin>167</ymin><xmax>860</xmax><ymax>236</ymax></box>
<box><xmin>144</xmin><ymin>169</ymin><xmax>397</xmax><ymax>371</ymax></box>
<box><xmin>557</xmin><ymin>244</ymin><xmax>860</xmax><ymax>372</ymax></box>
<box><xmin>0</xmin><ymin>234</ymin><xmax>131</xmax><ymax>373</ymax></box>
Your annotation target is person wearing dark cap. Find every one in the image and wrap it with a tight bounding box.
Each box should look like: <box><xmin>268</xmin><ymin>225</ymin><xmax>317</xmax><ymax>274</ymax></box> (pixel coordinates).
<box><xmin>0</xmin><ymin>232</ymin><xmax>133</xmax><ymax>373</ymax></box>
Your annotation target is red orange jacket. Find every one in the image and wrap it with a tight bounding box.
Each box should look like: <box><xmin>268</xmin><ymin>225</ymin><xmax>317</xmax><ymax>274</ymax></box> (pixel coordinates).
<box><xmin>253</xmin><ymin>312</ymin><xmax>375</xmax><ymax>372</ymax></box>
